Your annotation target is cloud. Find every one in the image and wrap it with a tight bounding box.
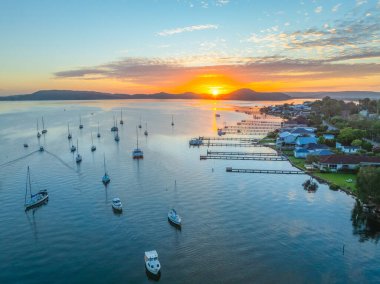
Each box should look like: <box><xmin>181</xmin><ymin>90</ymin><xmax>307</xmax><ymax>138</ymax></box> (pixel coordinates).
<box><xmin>157</xmin><ymin>24</ymin><xmax>218</xmax><ymax>36</ymax></box>
<box><xmin>356</xmin><ymin>0</ymin><xmax>367</xmax><ymax>6</ymax></box>
<box><xmin>315</xmin><ymin>6</ymin><xmax>323</xmax><ymax>13</ymax></box>
<box><xmin>332</xmin><ymin>3</ymin><xmax>341</xmax><ymax>12</ymax></box>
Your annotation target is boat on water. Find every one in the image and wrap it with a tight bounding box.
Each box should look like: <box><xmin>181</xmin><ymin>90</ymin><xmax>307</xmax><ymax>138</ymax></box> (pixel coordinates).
<box><xmin>67</xmin><ymin>123</ymin><xmax>72</xmax><ymax>140</ymax></box>
<box><xmin>189</xmin><ymin>138</ymin><xmax>203</xmax><ymax>146</ymax></box>
<box><xmin>23</xmin><ymin>143</ymin><xmax>28</xmax><ymax>148</ymax></box>
<box><xmin>79</xmin><ymin>116</ymin><xmax>83</xmax><ymax>129</ymax></box>
<box><xmin>70</xmin><ymin>143</ymin><xmax>76</xmax><ymax>152</ymax></box>
<box><xmin>138</xmin><ymin>116</ymin><xmax>142</xmax><ymax>128</ymax></box>
<box><xmin>91</xmin><ymin>132</ymin><xmax>96</xmax><ymax>151</ymax></box>
<box><xmin>36</xmin><ymin>119</ymin><xmax>41</xmax><ymax>138</ymax></box>
<box><xmin>132</xmin><ymin>127</ymin><xmax>143</xmax><ymax>159</ymax></box>
<box><xmin>76</xmin><ymin>139</ymin><xmax>82</xmax><ymax>163</ymax></box>
<box><xmin>97</xmin><ymin>122</ymin><xmax>101</xmax><ymax>138</ymax></box>
<box><xmin>120</xmin><ymin>109</ymin><xmax>124</xmax><ymax>125</ymax></box>
<box><xmin>39</xmin><ymin>146</ymin><xmax>44</xmax><ymax>152</ymax></box>
<box><xmin>114</xmin><ymin>130</ymin><xmax>120</xmax><ymax>142</ymax></box>
<box><xmin>168</xmin><ymin>208</ymin><xmax>182</xmax><ymax>227</ymax></box>
<box><xmin>144</xmin><ymin>250</ymin><xmax>161</xmax><ymax>276</ymax></box>
<box><xmin>102</xmin><ymin>154</ymin><xmax>110</xmax><ymax>184</ymax></box>
<box><xmin>111</xmin><ymin>116</ymin><xmax>118</xmax><ymax>132</ymax></box>
<box><xmin>217</xmin><ymin>128</ymin><xmax>226</xmax><ymax>136</ymax></box>
<box><xmin>215</xmin><ymin>113</ymin><xmax>221</xmax><ymax>117</ymax></box>
<box><xmin>112</xmin><ymin>198</ymin><xmax>122</xmax><ymax>212</ymax></box>
<box><xmin>144</xmin><ymin>122</ymin><xmax>148</xmax><ymax>136</ymax></box>
<box><xmin>24</xmin><ymin>166</ymin><xmax>48</xmax><ymax>210</ymax></box>
<box><xmin>41</xmin><ymin>116</ymin><xmax>47</xmax><ymax>134</ymax></box>
<box><xmin>171</xmin><ymin>115</ymin><xmax>174</xmax><ymax>126</ymax></box>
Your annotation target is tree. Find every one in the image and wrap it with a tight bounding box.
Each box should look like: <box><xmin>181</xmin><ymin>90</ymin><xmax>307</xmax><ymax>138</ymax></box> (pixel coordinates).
<box><xmin>338</xmin><ymin>127</ymin><xmax>365</xmax><ymax>145</ymax></box>
<box><xmin>306</xmin><ymin>155</ymin><xmax>320</xmax><ymax>164</ymax></box>
<box><xmin>357</xmin><ymin>167</ymin><xmax>380</xmax><ymax>204</ymax></box>
<box><xmin>318</xmin><ymin>136</ymin><xmax>326</xmax><ymax>145</ymax></box>
<box><xmin>351</xmin><ymin>139</ymin><xmax>362</xmax><ymax>147</ymax></box>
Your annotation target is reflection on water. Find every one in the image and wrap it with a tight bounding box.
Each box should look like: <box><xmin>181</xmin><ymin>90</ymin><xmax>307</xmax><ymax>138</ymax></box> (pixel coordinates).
<box><xmin>351</xmin><ymin>200</ymin><xmax>380</xmax><ymax>243</ymax></box>
<box><xmin>0</xmin><ymin>99</ymin><xmax>379</xmax><ymax>283</ymax></box>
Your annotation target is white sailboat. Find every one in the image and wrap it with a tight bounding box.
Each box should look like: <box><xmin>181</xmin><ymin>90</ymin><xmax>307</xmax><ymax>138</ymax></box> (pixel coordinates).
<box><xmin>70</xmin><ymin>142</ymin><xmax>76</xmax><ymax>152</ymax></box>
<box><xmin>76</xmin><ymin>139</ymin><xmax>82</xmax><ymax>163</ymax></box>
<box><xmin>132</xmin><ymin>127</ymin><xmax>143</xmax><ymax>159</ymax></box>
<box><xmin>144</xmin><ymin>122</ymin><xmax>148</xmax><ymax>136</ymax></box>
<box><xmin>171</xmin><ymin>115</ymin><xmax>174</xmax><ymax>126</ymax></box>
<box><xmin>97</xmin><ymin>121</ymin><xmax>101</xmax><ymax>138</ymax></box>
<box><xmin>112</xmin><ymin>198</ymin><xmax>122</xmax><ymax>212</ymax></box>
<box><xmin>91</xmin><ymin>132</ymin><xmax>96</xmax><ymax>151</ymax></box>
<box><xmin>41</xmin><ymin>116</ymin><xmax>47</xmax><ymax>134</ymax></box>
<box><xmin>168</xmin><ymin>180</ymin><xmax>182</xmax><ymax>227</ymax></box>
<box><xmin>79</xmin><ymin>116</ymin><xmax>83</xmax><ymax>129</ymax></box>
<box><xmin>67</xmin><ymin>123</ymin><xmax>72</xmax><ymax>140</ymax></box>
<box><xmin>114</xmin><ymin>129</ymin><xmax>120</xmax><ymax>142</ymax></box>
<box><xmin>111</xmin><ymin>116</ymin><xmax>118</xmax><ymax>132</ymax></box>
<box><xmin>138</xmin><ymin>116</ymin><xmax>142</xmax><ymax>128</ymax></box>
<box><xmin>102</xmin><ymin>154</ymin><xmax>110</xmax><ymax>184</ymax></box>
<box><xmin>24</xmin><ymin>166</ymin><xmax>48</xmax><ymax>210</ymax></box>
<box><xmin>120</xmin><ymin>109</ymin><xmax>124</xmax><ymax>125</ymax></box>
<box><xmin>36</xmin><ymin>119</ymin><xmax>41</xmax><ymax>138</ymax></box>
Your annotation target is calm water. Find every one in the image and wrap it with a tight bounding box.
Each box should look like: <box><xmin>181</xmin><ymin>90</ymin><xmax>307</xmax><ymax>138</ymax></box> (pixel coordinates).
<box><xmin>0</xmin><ymin>99</ymin><xmax>379</xmax><ymax>284</ymax></box>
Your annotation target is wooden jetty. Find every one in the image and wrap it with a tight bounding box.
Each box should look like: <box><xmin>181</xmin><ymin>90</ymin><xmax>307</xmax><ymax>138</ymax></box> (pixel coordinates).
<box><xmin>200</xmin><ymin>142</ymin><xmax>267</xmax><ymax>147</ymax></box>
<box><xmin>225</xmin><ymin>167</ymin><xmax>304</xmax><ymax>174</ymax></box>
<box><xmin>206</xmin><ymin>150</ymin><xmax>278</xmax><ymax>156</ymax></box>
<box><xmin>198</xmin><ymin>136</ymin><xmax>258</xmax><ymax>142</ymax></box>
<box><xmin>201</xmin><ymin>155</ymin><xmax>287</xmax><ymax>161</ymax></box>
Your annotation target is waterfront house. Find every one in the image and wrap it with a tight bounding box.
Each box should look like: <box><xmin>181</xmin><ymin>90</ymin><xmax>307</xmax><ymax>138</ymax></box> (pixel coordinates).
<box><xmin>316</xmin><ymin>155</ymin><xmax>380</xmax><ymax>172</ymax></box>
<box><xmin>336</xmin><ymin>142</ymin><xmax>360</xmax><ymax>154</ymax></box>
<box><xmin>295</xmin><ymin>136</ymin><xmax>318</xmax><ymax>147</ymax></box>
<box><xmin>293</xmin><ymin>144</ymin><xmax>333</xmax><ymax>159</ymax></box>
<box><xmin>323</xmin><ymin>134</ymin><xmax>335</xmax><ymax>140</ymax></box>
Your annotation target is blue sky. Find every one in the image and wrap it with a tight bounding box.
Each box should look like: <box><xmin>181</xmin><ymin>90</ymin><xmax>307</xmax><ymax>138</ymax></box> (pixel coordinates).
<box><xmin>0</xmin><ymin>0</ymin><xmax>379</xmax><ymax>95</ymax></box>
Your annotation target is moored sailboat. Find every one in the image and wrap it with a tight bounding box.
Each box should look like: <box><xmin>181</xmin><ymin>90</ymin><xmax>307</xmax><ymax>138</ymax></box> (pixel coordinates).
<box><xmin>120</xmin><ymin>109</ymin><xmax>124</xmax><ymax>125</ymax></box>
<box><xmin>79</xmin><ymin>116</ymin><xmax>83</xmax><ymax>129</ymax></box>
<box><xmin>91</xmin><ymin>132</ymin><xmax>96</xmax><ymax>151</ymax></box>
<box><xmin>102</xmin><ymin>154</ymin><xmax>110</xmax><ymax>184</ymax></box>
<box><xmin>24</xmin><ymin>166</ymin><xmax>48</xmax><ymax>210</ymax></box>
<box><xmin>76</xmin><ymin>139</ymin><xmax>82</xmax><ymax>163</ymax></box>
<box><xmin>36</xmin><ymin>119</ymin><xmax>41</xmax><ymax>138</ymax></box>
<box><xmin>67</xmin><ymin>123</ymin><xmax>72</xmax><ymax>140</ymax></box>
<box><xmin>41</xmin><ymin>116</ymin><xmax>47</xmax><ymax>134</ymax></box>
<box><xmin>132</xmin><ymin>127</ymin><xmax>143</xmax><ymax>159</ymax></box>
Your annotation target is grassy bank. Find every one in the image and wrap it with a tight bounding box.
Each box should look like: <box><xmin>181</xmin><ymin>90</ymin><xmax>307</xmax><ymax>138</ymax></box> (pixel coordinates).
<box><xmin>286</xmin><ymin>154</ymin><xmax>357</xmax><ymax>193</ymax></box>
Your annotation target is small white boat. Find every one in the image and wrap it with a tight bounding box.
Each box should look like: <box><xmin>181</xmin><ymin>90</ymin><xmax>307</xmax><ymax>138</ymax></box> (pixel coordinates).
<box><xmin>76</xmin><ymin>140</ymin><xmax>82</xmax><ymax>163</ymax></box>
<box><xmin>24</xmin><ymin>166</ymin><xmax>48</xmax><ymax>210</ymax></box>
<box><xmin>168</xmin><ymin>208</ymin><xmax>182</xmax><ymax>226</ymax></box>
<box><xmin>91</xmin><ymin>132</ymin><xmax>96</xmax><ymax>151</ymax></box>
<box><xmin>144</xmin><ymin>250</ymin><xmax>161</xmax><ymax>276</ymax></box>
<box><xmin>102</xmin><ymin>154</ymin><xmax>110</xmax><ymax>184</ymax></box>
<box><xmin>189</xmin><ymin>138</ymin><xmax>203</xmax><ymax>146</ymax></box>
<box><xmin>41</xmin><ymin>116</ymin><xmax>48</xmax><ymax>134</ymax></box>
<box><xmin>132</xmin><ymin>127</ymin><xmax>143</xmax><ymax>159</ymax></box>
<box><xmin>112</xmin><ymin>197</ymin><xmax>122</xmax><ymax>211</ymax></box>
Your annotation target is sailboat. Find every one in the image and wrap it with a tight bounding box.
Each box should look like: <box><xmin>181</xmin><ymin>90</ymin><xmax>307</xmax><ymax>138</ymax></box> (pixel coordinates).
<box><xmin>132</xmin><ymin>127</ymin><xmax>143</xmax><ymax>159</ymax></box>
<box><xmin>24</xmin><ymin>166</ymin><xmax>48</xmax><ymax>210</ymax></box>
<box><xmin>70</xmin><ymin>141</ymin><xmax>76</xmax><ymax>152</ymax></box>
<box><xmin>114</xmin><ymin>129</ymin><xmax>120</xmax><ymax>142</ymax></box>
<box><xmin>138</xmin><ymin>116</ymin><xmax>142</xmax><ymax>128</ymax></box>
<box><xmin>111</xmin><ymin>116</ymin><xmax>118</xmax><ymax>132</ymax></box>
<box><xmin>97</xmin><ymin>121</ymin><xmax>101</xmax><ymax>138</ymax></box>
<box><xmin>171</xmin><ymin>115</ymin><xmax>174</xmax><ymax>126</ymax></box>
<box><xmin>120</xmin><ymin>109</ymin><xmax>124</xmax><ymax>125</ymax></box>
<box><xmin>168</xmin><ymin>181</ymin><xmax>182</xmax><ymax>227</ymax></box>
<box><xmin>102</xmin><ymin>154</ymin><xmax>110</xmax><ymax>184</ymax></box>
<box><xmin>41</xmin><ymin>116</ymin><xmax>47</xmax><ymax>134</ymax></box>
<box><xmin>79</xmin><ymin>116</ymin><xmax>83</xmax><ymax>129</ymax></box>
<box><xmin>76</xmin><ymin>139</ymin><xmax>82</xmax><ymax>163</ymax></box>
<box><xmin>67</xmin><ymin>123</ymin><xmax>72</xmax><ymax>140</ymax></box>
<box><xmin>91</xmin><ymin>132</ymin><xmax>96</xmax><ymax>151</ymax></box>
<box><xmin>144</xmin><ymin>122</ymin><xmax>148</xmax><ymax>136</ymax></box>
<box><xmin>36</xmin><ymin>119</ymin><xmax>41</xmax><ymax>138</ymax></box>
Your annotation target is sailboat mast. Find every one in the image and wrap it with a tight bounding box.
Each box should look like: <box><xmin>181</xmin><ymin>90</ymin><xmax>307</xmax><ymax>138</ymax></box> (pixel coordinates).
<box><xmin>121</xmin><ymin>109</ymin><xmax>122</xmax><ymax>120</ymax></box>
<box><xmin>104</xmin><ymin>154</ymin><xmax>107</xmax><ymax>174</ymax></box>
<box><xmin>42</xmin><ymin>116</ymin><xmax>45</xmax><ymax>129</ymax></box>
<box><xmin>136</xmin><ymin>127</ymin><xmax>139</xmax><ymax>148</ymax></box>
<box><xmin>77</xmin><ymin>139</ymin><xmax>79</xmax><ymax>154</ymax></box>
<box><xmin>91</xmin><ymin>132</ymin><xmax>94</xmax><ymax>146</ymax></box>
<box><xmin>98</xmin><ymin>122</ymin><xmax>100</xmax><ymax>133</ymax></box>
<box><xmin>28</xmin><ymin>166</ymin><xmax>32</xmax><ymax>198</ymax></box>
<box><xmin>37</xmin><ymin>119</ymin><xmax>39</xmax><ymax>131</ymax></box>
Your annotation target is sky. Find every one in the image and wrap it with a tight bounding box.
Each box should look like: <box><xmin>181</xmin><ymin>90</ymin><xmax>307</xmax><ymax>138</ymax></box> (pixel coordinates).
<box><xmin>0</xmin><ymin>0</ymin><xmax>380</xmax><ymax>96</ymax></box>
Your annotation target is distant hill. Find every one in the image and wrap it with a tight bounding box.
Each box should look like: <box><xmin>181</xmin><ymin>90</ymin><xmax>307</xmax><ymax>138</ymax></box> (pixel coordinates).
<box><xmin>0</xmin><ymin>89</ymin><xmax>291</xmax><ymax>101</ymax></box>
<box><xmin>286</xmin><ymin>91</ymin><xmax>380</xmax><ymax>100</ymax></box>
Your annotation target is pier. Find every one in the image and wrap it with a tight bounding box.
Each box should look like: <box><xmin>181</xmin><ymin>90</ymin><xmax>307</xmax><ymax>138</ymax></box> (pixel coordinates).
<box><xmin>199</xmin><ymin>142</ymin><xmax>267</xmax><ymax>147</ymax></box>
<box><xmin>198</xmin><ymin>136</ymin><xmax>258</xmax><ymax>143</ymax></box>
<box><xmin>226</xmin><ymin>167</ymin><xmax>304</xmax><ymax>174</ymax></box>
<box><xmin>201</xmin><ymin>155</ymin><xmax>287</xmax><ymax>161</ymax></box>
<box><xmin>206</xmin><ymin>150</ymin><xmax>279</xmax><ymax>156</ymax></box>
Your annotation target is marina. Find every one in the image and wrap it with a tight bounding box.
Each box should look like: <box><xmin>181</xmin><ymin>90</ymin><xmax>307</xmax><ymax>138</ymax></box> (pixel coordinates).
<box><xmin>226</xmin><ymin>167</ymin><xmax>305</xmax><ymax>174</ymax></box>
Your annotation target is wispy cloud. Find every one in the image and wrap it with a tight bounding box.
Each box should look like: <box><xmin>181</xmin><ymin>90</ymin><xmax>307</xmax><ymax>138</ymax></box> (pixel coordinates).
<box><xmin>157</xmin><ymin>24</ymin><xmax>218</xmax><ymax>36</ymax></box>
<box><xmin>332</xmin><ymin>3</ymin><xmax>341</xmax><ymax>12</ymax></box>
<box><xmin>314</xmin><ymin>6</ymin><xmax>323</xmax><ymax>13</ymax></box>
<box><xmin>356</xmin><ymin>0</ymin><xmax>367</xmax><ymax>6</ymax></box>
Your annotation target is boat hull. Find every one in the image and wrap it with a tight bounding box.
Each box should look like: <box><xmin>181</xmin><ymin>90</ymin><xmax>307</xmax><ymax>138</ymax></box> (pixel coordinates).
<box><xmin>25</xmin><ymin>192</ymin><xmax>48</xmax><ymax>211</ymax></box>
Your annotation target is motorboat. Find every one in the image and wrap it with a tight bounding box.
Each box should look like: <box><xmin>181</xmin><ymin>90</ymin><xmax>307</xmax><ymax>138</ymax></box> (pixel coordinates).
<box><xmin>144</xmin><ymin>250</ymin><xmax>161</xmax><ymax>276</ymax></box>
<box><xmin>168</xmin><ymin>209</ymin><xmax>182</xmax><ymax>227</ymax></box>
<box><xmin>112</xmin><ymin>197</ymin><xmax>122</xmax><ymax>211</ymax></box>
<box><xmin>189</xmin><ymin>138</ymin><xmax>203</xmax><ymax>146</ymax></box>
<box><xmin>24</xmin><ymin>166</ymin><xmax>48</xmax><ymax>210</ymax></box>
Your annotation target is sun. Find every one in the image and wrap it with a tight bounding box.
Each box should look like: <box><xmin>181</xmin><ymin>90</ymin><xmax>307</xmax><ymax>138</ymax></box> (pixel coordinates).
<box><xmin>210</xmin><ymin>87</ymin><xmax>220</xmax><ymax>97</ymax></box>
